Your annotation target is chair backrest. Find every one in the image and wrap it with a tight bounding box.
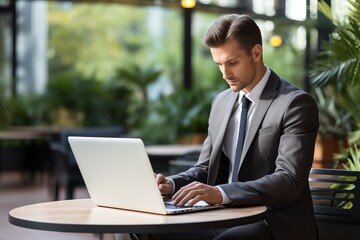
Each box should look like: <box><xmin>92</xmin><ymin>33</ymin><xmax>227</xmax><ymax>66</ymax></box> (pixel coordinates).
<box><xmin>309</xmin><ymin>168</ymin><xmax>360</xmax><ymax>226</ymax></box>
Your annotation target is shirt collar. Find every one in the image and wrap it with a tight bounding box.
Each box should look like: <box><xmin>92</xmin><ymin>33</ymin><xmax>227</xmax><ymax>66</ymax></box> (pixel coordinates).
<box><xmin>238</xmin><ymin>66</ymin><xmax>271</xmax><ymax>104</ymax></box>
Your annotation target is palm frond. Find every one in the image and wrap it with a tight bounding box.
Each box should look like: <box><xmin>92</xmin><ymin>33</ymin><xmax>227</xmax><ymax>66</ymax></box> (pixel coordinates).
<box><xmin>343</xmin><ymin>145</ymin><xmax>360</xmax><ymax>171</ymax></box>
<box><xmin>310</xmin><ymin>0</ymin><xmax>360</xmax><ymax>89</ymax></box>
<box><xmin>310</xmin><ymin>57</ymin><xmax>357</xmax><ymax>88</ymax></box>
<box><xmin>313</xmin><ymin>87</ymin><xmax>355</xmax><ymax>137</ymax></box>
<box><xmin>317</xmin><ymin>0</ymin><xmax>334</xmax><ymax>23</ymax></box>
<box><xmin>348</xmin><ymin>0</ymin><xmax>360</xmax><ymax>21</ymax></box>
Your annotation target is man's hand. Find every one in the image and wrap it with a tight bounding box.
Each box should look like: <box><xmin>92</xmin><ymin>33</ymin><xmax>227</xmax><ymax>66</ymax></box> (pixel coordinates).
<box><xmin>172</xmin><ymin>181</ymin><xmax>223</xmax><ymax>207</ymax></box>
<box><xmin>155</xmin><ymin>173</ymin><xmax>173</xmax><ymax>196</ymax></box>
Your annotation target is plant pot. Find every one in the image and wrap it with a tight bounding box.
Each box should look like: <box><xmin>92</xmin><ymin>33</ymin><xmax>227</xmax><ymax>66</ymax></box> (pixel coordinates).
<box><xmin>313</xmin><ymin>134</ymin><xmax>341</xmax><ymax>168</ymax></box>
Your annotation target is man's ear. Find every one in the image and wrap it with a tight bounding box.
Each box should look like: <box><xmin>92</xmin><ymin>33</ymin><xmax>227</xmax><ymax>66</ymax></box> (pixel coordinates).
<box><xmin>252</xmin><ymin>44</ymin><xmax>262</xmax><ymax>62</ymax></box>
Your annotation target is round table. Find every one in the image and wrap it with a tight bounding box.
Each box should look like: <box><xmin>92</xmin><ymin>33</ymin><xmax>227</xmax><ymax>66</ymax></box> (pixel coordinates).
<box><xmin>9</xmin><ymin>199</ymin><xmax>267</xmax><ymax>234</ymax></box>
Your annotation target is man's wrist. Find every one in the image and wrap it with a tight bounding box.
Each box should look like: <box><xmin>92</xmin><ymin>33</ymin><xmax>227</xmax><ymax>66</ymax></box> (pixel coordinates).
<box><xmin>216</xmin><ymin>186</ymin><xmax>231</xmax><ymax>204</ymax></box>
<box><xmin>161</xmin><ymin>177</ymin><xmax>175</xmax><ymax>196</ymax></box>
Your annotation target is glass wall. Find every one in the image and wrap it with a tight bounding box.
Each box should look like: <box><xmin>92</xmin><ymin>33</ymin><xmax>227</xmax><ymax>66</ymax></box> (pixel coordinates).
<box><xmin>0</xmin><ymin>12</ymin><xmax>12</xmax><ymax>98</ymax></box>
<box><xmin>47</xmin><ymin>1</ymin><xmax>313</xmax><ymax>92</ymax></box>
<box><xmin>47</xmin><ymin>2</ymin><xmax>182</xmax><ymax>95</ymax></box>
<box><xmin>0</xmin><ymin>0</ymin><xmax>13</xmax><ymax>129</ymax></box>
<box><xmin>1</xmin><ymin>0</ymin><xmax>352</xmax><ymax>142</ymax></box>
<box><xmin>0</xmin><ymin>0</ymin><xmax>10</xmax><ymax>6</ymax></box>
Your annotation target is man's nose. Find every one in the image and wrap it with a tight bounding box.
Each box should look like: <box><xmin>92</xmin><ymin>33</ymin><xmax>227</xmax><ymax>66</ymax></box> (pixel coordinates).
<box><xmin>222</xmin><ymin>66</ymin><xmax>232</xmax><ymax>80</ymax></box>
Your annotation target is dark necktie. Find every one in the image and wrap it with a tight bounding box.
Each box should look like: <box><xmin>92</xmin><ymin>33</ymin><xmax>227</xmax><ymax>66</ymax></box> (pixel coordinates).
<box><xmin>231</xmin><ymin>95</ymin><xmax>251</xmax><ymax>182</ymax></box>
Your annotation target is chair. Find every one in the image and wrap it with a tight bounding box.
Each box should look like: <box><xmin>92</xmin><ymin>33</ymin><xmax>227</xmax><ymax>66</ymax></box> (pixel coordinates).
<box><xmin>49</xmin><ymin>126</ymin><xmax>127</xmax><ymax>200</ymax></box>
<box><xmin>309</xmin><ymin>168</ymin><xmax>360</xmax><ymax>239</ymax></box>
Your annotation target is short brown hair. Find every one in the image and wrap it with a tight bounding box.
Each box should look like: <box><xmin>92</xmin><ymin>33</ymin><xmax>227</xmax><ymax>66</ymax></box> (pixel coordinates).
<box><xmin>202</xmin><ymin>14</ymin><xmax>262</xmax><ymax>54</ymax></box>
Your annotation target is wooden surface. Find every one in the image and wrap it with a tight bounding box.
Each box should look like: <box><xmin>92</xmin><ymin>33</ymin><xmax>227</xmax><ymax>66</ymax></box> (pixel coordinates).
<box><xmin>0</xmin><ymin>127</ymin><xmax>62</xmax><ymax>140</ymax></box>
<box><xmin>9</xmin><ymin>199</ymin><xmax>267</xmax><ymax>234</ymax></box>
<box><xmin>0</xmin><ymin>131</ymin><xmax>43</xmax><ymax>140</ymax></box>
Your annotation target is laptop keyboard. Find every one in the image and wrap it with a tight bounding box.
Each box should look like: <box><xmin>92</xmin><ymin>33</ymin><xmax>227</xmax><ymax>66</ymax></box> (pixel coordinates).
<box><xmin>164</xmin><ymin>201</ymin><xmax>206</xmax><ymax>209</ymax></box>
<box><xmin>165</xmin><ymin>203</ymin><xmax>196</xmax><ymax>209</ymax></box>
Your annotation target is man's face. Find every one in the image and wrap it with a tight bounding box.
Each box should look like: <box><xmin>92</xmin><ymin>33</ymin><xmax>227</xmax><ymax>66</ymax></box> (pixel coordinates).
<box><xmin>210</xmin><ymin>38</ymin><xmax>262</xmax><ymax>93</ymax></box>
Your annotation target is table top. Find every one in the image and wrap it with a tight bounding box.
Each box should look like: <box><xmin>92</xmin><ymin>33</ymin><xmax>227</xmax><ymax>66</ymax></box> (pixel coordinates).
<box><xmin>0</xmin><ymin>131</ymin><xmax>43</xmax><ymax>140</ymax></box>
<box><xmin>9</xmin><ymin>199</ymin><xmax>267</xmax><ymax>234</ymax></box>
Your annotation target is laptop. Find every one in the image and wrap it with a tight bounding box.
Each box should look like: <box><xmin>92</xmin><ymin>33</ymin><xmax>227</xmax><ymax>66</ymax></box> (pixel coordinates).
<box><xmin>68</xmin><ymin>136</ymin><xmax>223</xmax><ymax>215</ymax></box>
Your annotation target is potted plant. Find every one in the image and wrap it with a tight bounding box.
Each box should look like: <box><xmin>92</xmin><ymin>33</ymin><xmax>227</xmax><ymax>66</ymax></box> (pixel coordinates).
<box><xmin>139</xmin><ymin>87</ymin><xmax>214</xmax><ymax>144</ymax></box>
<box><xmin>326</xmin><ymin>128</ymin><xmax>360</xmax><ymax>210</ymax></box>
<box><xmin>334</xmin><ymin>127</ymin><xmax>360</xmax><ymax>170</ymax></box>
<box><xmin>310</xmin><ymin>0</ymin><xmax>360</xmax><ymax>167</ymax></box>
<box><xmin>45</xmin><ymin>73</ymin><xmax>133</xmax><ymax>128</ymax></box>
<box><xmin>312</xmin><ymin>87</ymin><xmax>355</xmax><ymax>168</ymax></box>
<box><xmin>115</xmin><ymin>63</ymin><xmax>162</xmax><ymax>130</ymax></box>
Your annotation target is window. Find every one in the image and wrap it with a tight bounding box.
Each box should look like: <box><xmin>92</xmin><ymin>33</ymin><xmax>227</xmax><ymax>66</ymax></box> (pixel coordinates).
<box><xmin>0</xmin><ymin>14</ymin><xmax>12</xmax><ymax>94</ymax></box>
<box><xmin>0</xmin><ymin>0</ymin><xmax>10</xmax><ymax>6</ymax></box>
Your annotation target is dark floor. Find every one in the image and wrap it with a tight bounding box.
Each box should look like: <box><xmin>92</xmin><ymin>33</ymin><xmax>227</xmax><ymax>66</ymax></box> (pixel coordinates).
<box><xmin>0</xmin><ymin>171</ymin><xmax>115</xmax><ymax>240</ymax></box>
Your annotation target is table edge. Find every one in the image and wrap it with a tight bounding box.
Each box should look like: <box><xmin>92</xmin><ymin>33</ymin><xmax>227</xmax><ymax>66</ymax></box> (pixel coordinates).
<box><xmin>9</xmin><ymin>205</ymin><xmax>267</xmax><ymax>234</ymax></box>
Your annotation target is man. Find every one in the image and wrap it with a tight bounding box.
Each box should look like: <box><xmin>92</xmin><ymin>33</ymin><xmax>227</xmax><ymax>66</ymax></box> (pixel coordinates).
<box><xmin>152</xmin><ymin>14</ymin><xmax>319</xmax><ymax>240</ymax></box>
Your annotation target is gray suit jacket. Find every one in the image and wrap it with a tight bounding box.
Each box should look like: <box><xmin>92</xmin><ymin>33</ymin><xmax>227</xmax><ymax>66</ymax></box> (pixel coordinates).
<box><xmin>170</xmin><ymin>71</ymin><xmax>319</xmax><ymax>240</ymax></box>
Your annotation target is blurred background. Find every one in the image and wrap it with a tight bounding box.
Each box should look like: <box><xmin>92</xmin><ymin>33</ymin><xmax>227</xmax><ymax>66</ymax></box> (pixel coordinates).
<box><xmin>1</xmin><ymin>0</ymin><xmax>344</xmax><ymax>144</ymax></box>
<box><xmin>1</xmin><ymin>0</ymin><xmax>360</xmax><ymax>239</ymax></box>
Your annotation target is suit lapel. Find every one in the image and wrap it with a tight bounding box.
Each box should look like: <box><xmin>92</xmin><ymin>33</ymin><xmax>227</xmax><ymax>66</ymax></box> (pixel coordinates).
<box><xmin>240</xmin><ymin>71</ymin><xmax>280</xmax><ymax>165</ymax></box>
<box><xmin>208</xmin><ymin>91</ymin><xmax>238</xmax><ymax>185</ymax></box>
<box><xmin>212</xmin><ymin>91</ymin><xmax>238</xmax><ymax>154</ymax></box>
